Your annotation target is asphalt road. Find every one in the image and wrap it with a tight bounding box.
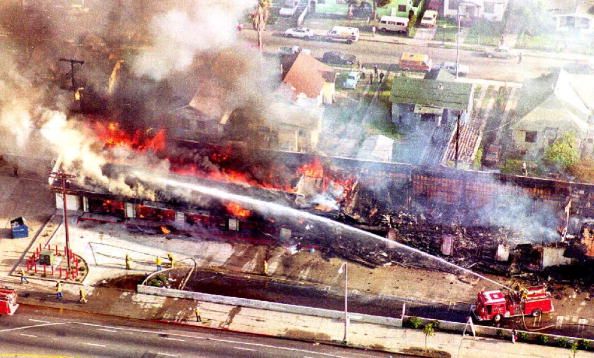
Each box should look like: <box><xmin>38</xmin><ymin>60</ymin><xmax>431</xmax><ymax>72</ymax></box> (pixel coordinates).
<box><xmin>241</xmin><ymin>30</ymin><xmax>580</xmax><ymax>83</ymax></box>
<box><xmin>0</xmin><ymin>305</ymin><xmax>396</xmax><ymax>358</ymax></box>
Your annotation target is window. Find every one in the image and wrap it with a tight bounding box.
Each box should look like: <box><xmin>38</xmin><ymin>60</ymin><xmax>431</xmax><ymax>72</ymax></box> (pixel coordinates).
<box><xmin>398</xmin><ymin>4</ymin><xmax>407</xmax><ymax>12</ymax></box>
<box><xmin>525</xmin><ymin>131</ymin><xmax>537</xmax><ymax>143</ymax></box>
<box><xmin>483</xmin><ymin>1</ymin><xmax>495</xmax><ymax>13</ymax></box>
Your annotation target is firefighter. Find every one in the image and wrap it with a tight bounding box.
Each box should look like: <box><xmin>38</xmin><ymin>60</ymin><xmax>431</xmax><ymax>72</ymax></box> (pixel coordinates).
<box><xmin>19</xmin><ymin>268</ymin><xmax>29</xmax><ymax>284</ymax></box>
<box><xmin>56</xmin><ymin>281</ymin><xmax>63</xmax><ymax>300</ymax></box>
<box><xmin>194</xmin><ymin>306</ymin><xmax>202</xmax><ymax>322</ymax></box>
<box><xmin>79</xmin><ymin>287</ymin><xmax>88</xmax><ymax>304</ymax></box>
<box><xmin>125</xmin><ymin>254</ymin><xmax>132</xmax><ymax>270</ymax></box>
<box><xmin>156</xmin><ymin>256</ymin><xmax>162</xmax><ymax>271</ymax></box>
<box><xmin>167</xmin><ymin>253</ymin><xmax>174</xmax><ymax>268</ymax></box>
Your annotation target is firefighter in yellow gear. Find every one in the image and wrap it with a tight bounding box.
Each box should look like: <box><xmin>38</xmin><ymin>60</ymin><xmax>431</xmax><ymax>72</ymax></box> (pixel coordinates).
<box><xmin>156</xmin><ymin>256</ymin><xmax>162</xmax><ymax>271</ymax></box>
<box><xmin>194</xmin><ymin>307</ymin><xmax>202</xmax><ymax>322</ymax></box>
<box><xmin>167</xmin><ymin>253</ymin><xmax>174</xmax><ymax>268</ymax></box>
<box><xmin>56</xmin><ymin>281</ymin><xmax>63</xmax><ymax>300</ymax></box>
<box><xmin>79</xmin><ymin>287</ymin><xmax>88</xmax><ymax>304</ymax></box>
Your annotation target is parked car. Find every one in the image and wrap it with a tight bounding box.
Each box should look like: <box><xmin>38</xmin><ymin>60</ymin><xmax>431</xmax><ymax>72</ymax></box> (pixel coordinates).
<box><xmin>284</xmin><ymin>27</ymin><xmax>314</xmax><ymax>39</ymax></box>
<box><xmin>399</xmin><ymin>52</ymin><xmax>432</xmax><ymax>72</ymax></box>
<box><xmin>440</xmin><ymin>61</ymin><xmax>469</xmax><ymax>76</ymax></box>
<box><xmin>279</xmin><ymin>0</ymin><xmax>299</xmax><ymax>16</ymax></box>
<box><xmin>343</xmin><ymin>72</ymin><xmax>360</xmax><ymax>89</ymax></box>
<box><xmin>420</xmin><ymin>10</ymin><xmax>437</xmax><ymax>27</ymax></box>
<box><xmin>278</xmin><ymin>46</ymin><xmax>310</xmax><ymax>56</ymax></box>
<box><xmin>325</xmin><ymin>26</ymin><xmax>359</xmax><ymax>44</ymax></box>
<box><xmin>322</xmin><ymin>51</ymin><xmax>357</xmax><ymax>65</ymax></box>
<box><xmin>484</xmin><ymin>46</ymin><xmax>513</xmax><ymax>59</ymax></box>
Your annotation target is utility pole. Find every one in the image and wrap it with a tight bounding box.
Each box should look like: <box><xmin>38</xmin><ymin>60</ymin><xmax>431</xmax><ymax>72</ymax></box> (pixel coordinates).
<box><xmin>339</xmin><ymin>262</ymin><xmax>348</xmax><ymax>343</ymax></box>
<box><xmin>59</xmin><ymin>58</ymin><xmax>84</xmax><ymax>93</ymax></box>
<box><xmin>455</xmin><ymin>113</ymin><xmax>461</xmax><ymax>168</ymax></box>
<box><xmin>49</xmin><ymin>171</ymin><xmax>76</xmax><ymax>278</ymax></box>
<box><xmin>455</xmin><ymin>5</ymin><xmax>461</xmax><ymax>79</ymax></box>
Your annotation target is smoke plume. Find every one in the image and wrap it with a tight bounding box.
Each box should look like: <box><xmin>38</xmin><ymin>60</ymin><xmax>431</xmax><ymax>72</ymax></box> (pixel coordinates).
<box><xmin>133</xmin><ymin>0</ymin><xmax>256</xmax><ymax>80</ymax></box>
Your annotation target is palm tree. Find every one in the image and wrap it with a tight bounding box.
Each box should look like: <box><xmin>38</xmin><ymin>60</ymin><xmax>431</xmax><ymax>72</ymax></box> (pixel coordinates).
<box><xmin>252</xmin><ymin>0</ymin><xmax>270</xmax><ymax>52</ymax></box>
<box><xmin>423</xmin><ymin>322</ymin><xmax>435</xmax><ymax>351</ymax></box>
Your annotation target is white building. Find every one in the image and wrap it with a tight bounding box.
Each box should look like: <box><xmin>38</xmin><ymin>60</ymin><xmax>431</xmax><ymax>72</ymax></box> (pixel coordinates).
<box><xmin>442</xmin><ymin>0</ymin><xmax>509</xmax><ymax>22</ymax></box>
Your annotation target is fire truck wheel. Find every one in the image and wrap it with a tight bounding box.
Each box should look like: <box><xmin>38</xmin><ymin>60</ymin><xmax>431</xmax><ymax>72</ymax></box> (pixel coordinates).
<box><xmin>532</xmin><ymin>309</ymin><xmax>542</xmax><ymax>317</ymax></box>
<box><xmin>493</xmin><ymin>314</ymin><xmax>502</xmax><ymax>323</ymax></box>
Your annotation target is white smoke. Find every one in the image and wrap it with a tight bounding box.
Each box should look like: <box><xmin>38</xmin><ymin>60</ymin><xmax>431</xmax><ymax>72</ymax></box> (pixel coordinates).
<box><xmin>133</xmin><ymin>0</ymin><xmax>256</xmax><ymax>80</ymax></box>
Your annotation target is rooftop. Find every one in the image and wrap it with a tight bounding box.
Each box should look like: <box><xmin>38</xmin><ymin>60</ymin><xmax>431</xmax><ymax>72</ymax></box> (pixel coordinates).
<box><xmin>390</xmin><ymin>76</ymin><xmax>473</xmax><ymax>111</ymax></box>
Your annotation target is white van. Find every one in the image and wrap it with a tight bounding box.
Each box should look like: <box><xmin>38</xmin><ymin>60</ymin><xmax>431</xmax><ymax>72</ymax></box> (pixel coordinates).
<box><xmin>420</xmin><ymin>10</ymin><xmax>437</xmax><ymax>27</ymax></box>
<box><xmin>377</xmin><ymin>16</ymin><xmax>409</xmax><ymax>33</ymax></box>
<box><xmin>326</xmin><ymin>26</ymin><xmax>360</xmax><ymax>44</ymax></box>
<box><xmin>279</xmin><ymin>0</ymin><xmax>299</xmax><ymax>16</ymax></box>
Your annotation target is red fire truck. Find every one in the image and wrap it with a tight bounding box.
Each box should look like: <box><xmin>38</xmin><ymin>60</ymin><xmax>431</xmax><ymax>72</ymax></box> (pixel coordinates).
<box><xmin>0</xmin><ymin>287</ymin><xmax>19</xmax><ymax>315</ymax></box>
<box><xmin>472</xmin><ymin>285</ymin><xmax>553</xmax><ymax>323</ymax></box>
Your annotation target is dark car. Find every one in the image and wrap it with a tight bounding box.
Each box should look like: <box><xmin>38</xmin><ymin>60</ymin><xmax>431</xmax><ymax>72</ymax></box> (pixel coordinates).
<box><xmin>322</xmin><ymin>51</ymin><xmax>357</xmax><ymax>65</ymax></box>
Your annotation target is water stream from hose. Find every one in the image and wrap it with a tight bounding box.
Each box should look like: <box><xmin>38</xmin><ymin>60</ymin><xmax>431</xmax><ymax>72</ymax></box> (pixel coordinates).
<box><xmin>138</xmin><ymin>171</ymin><xmax>510</xmax><ymax>289</ymax></box>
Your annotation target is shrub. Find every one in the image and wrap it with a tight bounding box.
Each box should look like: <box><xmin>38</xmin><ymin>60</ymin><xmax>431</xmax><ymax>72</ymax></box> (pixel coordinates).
<box><xmin>579</xmin><ymin>339</ymin><xmax>590</xmax><ymax>350</ymax></box>
<box><xmin>408</xmin><ymin>316</ymin><xmax>423</xmax><ymax>329</ymax></box>
<box><xmin>538</xmin><ymin>335</ymin><xmax>549</xmax><ymax>345</ymax></box>
<box><xmin>556</xmin><ymin>337</ymin><xmax>570</xmax><ymax>348</ymax></box>
<box><xmin>518</xmin><ymin>332</ymin><xmax>529</xmax><ymax>341</ymax></box>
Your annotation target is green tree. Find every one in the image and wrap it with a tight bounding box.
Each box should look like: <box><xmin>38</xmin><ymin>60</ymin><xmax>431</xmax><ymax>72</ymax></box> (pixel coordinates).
<box><xmin>507</xmin><ymin>0</ymin><xmax>555</xmax><ymax>37</ymax></box>
<box><xmin>407</xmin><ymin>13</ymin><xmax>417</xmax><ymax>37</ymax></box>
<box><xmin>571</xmin><ymin>340</ymin><xmax>579</xmax><ymax>358</ymax></box>
<box><xmin>251</xmin><ymin>0</ymin><xmax>270</xmax><ymax>52</ymax></box>
<box><xmin>423</xmin><ymin>322</ymin><xmax>435</xmax><ymax>351</ymax></box>
<box><xmin>544</xmin><ymin>132</ymin><xmax>580</xmax><ymax>170</ymax></box>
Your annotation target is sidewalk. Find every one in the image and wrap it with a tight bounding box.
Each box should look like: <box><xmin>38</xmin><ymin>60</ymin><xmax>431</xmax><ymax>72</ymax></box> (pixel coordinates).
<box><xmin>9</xmin><ymin>277</ymin><xmax>593</xmax><ymax>358</ymax></box>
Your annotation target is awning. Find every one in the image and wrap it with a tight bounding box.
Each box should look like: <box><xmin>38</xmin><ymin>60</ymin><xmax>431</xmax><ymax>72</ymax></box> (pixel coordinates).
<box><xmin>414</xmin><ymin>105</ymin><xmax>443</xmax><ymax>115</ymax></box>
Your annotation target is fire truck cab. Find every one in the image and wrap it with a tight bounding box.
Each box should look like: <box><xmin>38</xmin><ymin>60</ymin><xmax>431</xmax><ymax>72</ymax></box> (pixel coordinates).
<box><xmin>0</xmin><ymin>288</ymin><xmax>19</xmax><ymax>316</ymax></box>
<box><xmin>472</xmin><ymin>285</ymin><xmax>553</xmax><ymax>322</ymax></box>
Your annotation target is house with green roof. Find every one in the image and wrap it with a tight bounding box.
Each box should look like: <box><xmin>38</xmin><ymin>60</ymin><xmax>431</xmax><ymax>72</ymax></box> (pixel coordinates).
<box><xmin>390</xmin><ymin>69</ymin><xmax>474</xmax><ymax>128</ymax></box>
<box><xmin>509</xmin><ymin>69</ymin><xmax>594</xmax><ymax>160</ymax></box>
<box><xmin>311</xmin><ymin>0</ymin><xmax>424</xmax><ymax>18</ymax></box>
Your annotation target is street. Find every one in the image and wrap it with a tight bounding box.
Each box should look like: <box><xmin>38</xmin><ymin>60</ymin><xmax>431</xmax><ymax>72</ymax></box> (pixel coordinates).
<box><xmin>0</xmin><ymin>305</ymin><xmax>392</xmax><ymax>358</ymax></box>
<box><xmin>241</xmin><ymin>29</ymin><xmax>577</xmax><ymax>83</ymax></box>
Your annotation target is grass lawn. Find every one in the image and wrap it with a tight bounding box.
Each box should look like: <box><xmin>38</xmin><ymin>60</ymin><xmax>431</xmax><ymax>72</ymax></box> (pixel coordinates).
<box><xmin>464</xmin><ymin>19</ymin><xmax>503</xmax><ymax>46</ymax></box>
<box><xmin>434</xmin><ymin>19</ymin><xmax>458</xmax><ymax>43</ymax></box>
<box><xmin>515</xmin><ymin>33</ymin><xmax>559</xmax><ymax>51</ymax></box>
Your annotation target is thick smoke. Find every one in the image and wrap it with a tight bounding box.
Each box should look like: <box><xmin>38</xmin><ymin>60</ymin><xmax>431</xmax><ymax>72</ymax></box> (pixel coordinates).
<box><xmin>133</xmin><ymin>0</ymin><xmax>256</xmax><ymax>80</ymax></box>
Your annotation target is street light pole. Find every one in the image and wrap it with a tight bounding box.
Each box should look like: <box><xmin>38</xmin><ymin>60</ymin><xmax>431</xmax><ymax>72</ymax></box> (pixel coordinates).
<box><xmin>50</xmin><ymin>171</ymin><xmax>76</xmax><ymax>277</ymax></box>
<box><xmin>455</xmin><ymin>113</ymin><xmax>461</xmax><ymax>168</ymax></box>
<box><xmin>455</xmin><ymin>5</ymin><xmax>461</xmax><ymax>79</ymax></box>
<box><xmin>339</xmin><ymin>262</ymin><xmax>348</xmax><ymax>343</ymax></box>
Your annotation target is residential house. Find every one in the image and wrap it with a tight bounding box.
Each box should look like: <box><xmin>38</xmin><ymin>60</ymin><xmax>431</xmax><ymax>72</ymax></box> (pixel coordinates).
<box><xmin>442</xmin><ymin>0</ymin><xmax>509</xmax><ymax>22</ymax></box>
<box><xmin>510</xmin><ymin>69</ymin><xmax>594</xmax><ymax>160</ymax></box>
<box><xmin>544</xmin><ymin>0</ymin><xmax>594</xmax><ymax>34</ymax></box>
<box><xmin>168</xmin><ymin>82</ymin><xmax>231</xmax><ymax>142</ymax></box>
<box><xmin>390</xmin><ymin>70</ymin><xmax>474</xmax><ymax>127</ymax></box>
<box><xmin>311</xmin><ymin>0</ymin><xmax>423</xmax><ymax>18</ymax></box>
<box><xmin>281</xmin><ymin>52</ymin><xmax>336</xmax><ymax>105</ymax></box>
<box><xmin>390</xmin><ymin>69</ymin><xmax>474</xmax><ymax>166</ymax></box>
<box><xmin>266</xmin><ymin>52</ymin><xmax>337</xmax><ymax>152</ymax></box>
<box><xmin>376</xmin><ymin>0</ymin><xmax>425</xmax><ymax>18</ymax></box>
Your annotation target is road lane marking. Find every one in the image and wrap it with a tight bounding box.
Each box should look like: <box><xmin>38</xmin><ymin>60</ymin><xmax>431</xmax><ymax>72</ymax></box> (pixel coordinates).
<box><xmin>19</xmin><ymin>333</ymin><xmax>37</xmax><ymax>338</ymax></box>
<box><xmin>97</xmin><ymin>328</ymin><xmax>118</xmax><ymax>333</ymax></box>
<box><xmin>0</xmin><ymin>323</ymin><xmax>66</xmax><ymax>333</ymax></box>
<box><xmin>164</xmin><ymin>337</ymin><xmax>185</xmax><ymax>342</ymax></box>
<box><xmin>234</xmin><ymin>347</ymin><xmax>255</xmax><ymax>352</ymax></box>
<box><xmin>157</xmin><ymin>353</ymin><xmax>178</xmax><ymax>357</ymax></box>
<box><xmin>28</xmin><ymin>319</ymin><xmax>51</xmax><ymax>324</ymax></box>
<box><xmin>85</xmin><ymin>343</ymin><xmax>107</xmax><ymax>348</ymax></box>
<box><xmin>76</xmin><ymin>322</ymin><xmax>342</xmax><ymax>357</ymax></box>
<box><xmin>205</xmin><ymin>337</ymin><xmax>343</xmax><ymax>357</ymax></box>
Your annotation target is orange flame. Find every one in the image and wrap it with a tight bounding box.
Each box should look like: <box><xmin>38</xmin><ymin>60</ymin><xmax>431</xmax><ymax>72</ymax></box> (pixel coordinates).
<box><xmin>297</xmin><ymin>158</ymin><xmax>324</xmax><ymax>178</ymax></box>
<box><xmin>225</xmin><ymin>202</ymin><xmax>251</xmax><ymax>218</ymax></box>
<box><xmin>160</xmin><ymin>226</ymin><xmax>171</xmax><ymax>234</ymax></box>
<box><xmin>94</xmin><ymin>122</ymin><xmax>166</xmax><ymax>153</ymax></box>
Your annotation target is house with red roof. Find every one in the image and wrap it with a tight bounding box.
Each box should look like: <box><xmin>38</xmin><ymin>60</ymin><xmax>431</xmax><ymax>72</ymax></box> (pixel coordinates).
<box><xmin>281</xmin><ymin>52</ymin><xmax>336</xmax><ymax>105</ymax></box>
